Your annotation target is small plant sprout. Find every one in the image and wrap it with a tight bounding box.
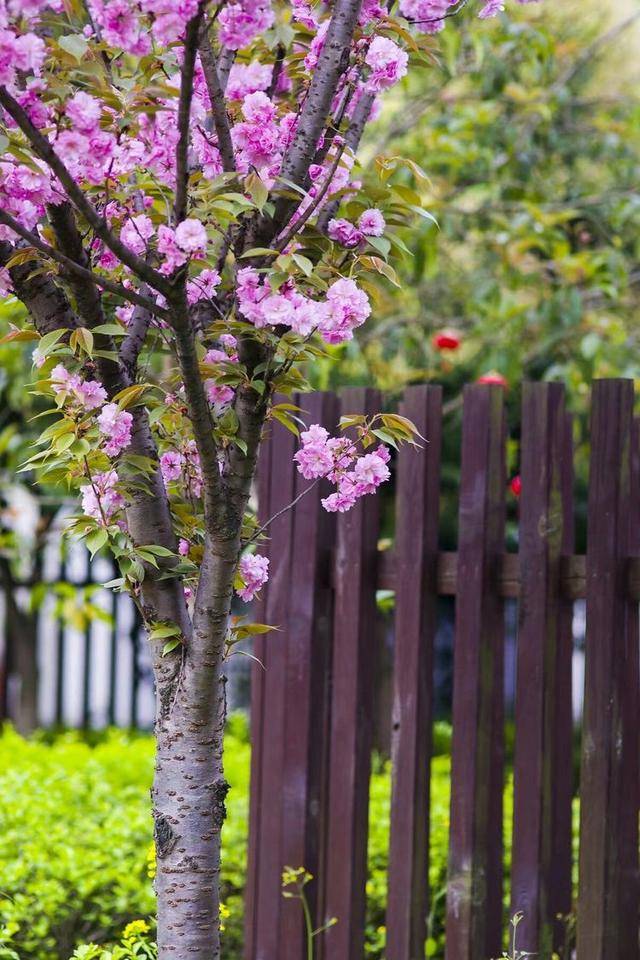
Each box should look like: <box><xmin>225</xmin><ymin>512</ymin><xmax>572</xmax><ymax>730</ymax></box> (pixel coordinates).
<box><xmin>282</xmin><ymin>867</ymin><xmax>337</xmax><ymax>960</ymax></box>
<box><xmin>496</xmin><ymin>912</ymin><xmax>536</xmax><ymax>960</ymax></box>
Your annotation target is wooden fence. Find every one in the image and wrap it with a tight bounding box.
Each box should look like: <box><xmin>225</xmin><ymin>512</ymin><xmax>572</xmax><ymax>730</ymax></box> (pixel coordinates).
<box><xmin>246</xmin><ymin>380</ymin><xmax>640</xmax><ymax>960</ymax></box>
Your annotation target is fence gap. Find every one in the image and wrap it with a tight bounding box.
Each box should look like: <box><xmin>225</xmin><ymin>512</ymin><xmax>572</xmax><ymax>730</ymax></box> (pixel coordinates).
<box><xmin>445</xmin><ymin>383</ymin><xmax>506</xmax><ymax>960</ymax></box>
<box><xmin>576</xmin><ymin>378</ymin><xmax>640</xmax><ymax>960</ymax></box>
<box><xmin>386</xmin><ymin>384</ymin><xmax>443</xmax><ymax>960</ymax></box>
<box><xmin>511</xmin><ymin>382</ymin><xmax>574</xmax><ymax>954</ymax></box>
<box><xmin>319</xmin><ymin>387</ymin><xmax>382</xmax><ymax>960</ymax></box>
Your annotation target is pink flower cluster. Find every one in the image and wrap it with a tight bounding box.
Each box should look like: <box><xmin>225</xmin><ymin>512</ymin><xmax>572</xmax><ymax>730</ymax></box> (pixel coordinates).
<box><xmin>203</xmin><ymin>334</ymin><xmax>238</xmax><ymax>408</ymax></box>
<box><xmin>157</xmin><ymin>218</ymin><xmax>208</xmax><ymax>274</ymax></box>
<box><xmin>50</xmin><ymin>364</ymin><xmax>107</xmax><ymax>411</ymax></box>
<box><xmin>365</xmin><ymin>37</ymin><xmax>409</xmax><ymax>92</ymax></box>
<box><xmin>237</xmin><ymin>272</ymin><xmax>370</xmax><ymax>344</ymax></box>
<box><xmin>294</xmin><ymin>424</ymin><xmax>391</xmax><ymax>513</ymax></box>
<box><xmin>80</xmin><ymin>469</ymin><xmax>125</xmax><ymax>524</ymax></box>
<box><xmin>231</xmin><ymin>92</ymin><xmax>297</xmax><ymax>177</ymax></box>
<box><xmin>97</xmin><ymin>403</ymin><xmax>133</xmax><ymax>457</ymax></box>
<box><xmin>160</xmin><ymin>440</ymin><xmax>203</xmax><ymax>499</ymax></box>
<box><xmin>218</xmin><ymin>0</ymin><xmax>274</xmax><ymax>50</ymax></box>
<box><xmin>236</xmin><ymin>552</ymin><xmax>269</xmax><ymax>602</ymax></box>
<box><xmin>86</xmin><ymin>0</ymin><xmax>199</xmax><ymax>53</ymax></box>
<box><xmin>328</xmin><ymin>208</ymin><xmax>386</xmax><ymax>248</ymax></box>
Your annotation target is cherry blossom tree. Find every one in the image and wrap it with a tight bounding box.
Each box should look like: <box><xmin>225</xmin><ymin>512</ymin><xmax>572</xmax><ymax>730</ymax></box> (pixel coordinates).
<box><xmin>0</xmin><ymin>0</ymin><xmax>539</xmax><ymax>955</ymax></box>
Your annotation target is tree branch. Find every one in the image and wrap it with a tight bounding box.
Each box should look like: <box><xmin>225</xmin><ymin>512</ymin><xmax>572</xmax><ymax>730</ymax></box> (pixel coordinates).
<box><xmin>168</xmin><ymin>292</ymin><xmax>227</xmax><ymax>533</ymax></box>
<box><xmin>0</xmin><ymin>87</ymin><xmax>172</xmax><ymax>297</ymax></box>
<box><xmin>198</xmin><ymin>27</ymin><xmax>236</xmax><ymax>173</ymax></box>
<box><xmin>274</xmin><ymin>0</ymin><xmax>363</xmax><ymax>224</ymax></box>
<box><xmin>0</xmin><ymin>240</ymin><xmax>79</xmax><ymax>336</ymax></box>
<box><xmin>0</xmin><ymin>208</ymin><xmax>170</xmax><ymax>319</ymax></box>
<box><xmin>175</xmin><ymin>7</ymin><xmax>207</xmax><ymax>224</ymax></box>
<box><xmin>275</xmin><ymin>142</ymin><xmax>346</xmax><ymax>250</ymax></box>
<box><xmin>120</xmin><ymin>293</ymin><xmax>153</xmax><ymax>377</ymax></box>
<box><xmin>317</xmin><ymin>89</ymin><xmax>374</xmax><ymax>231</ymax></box>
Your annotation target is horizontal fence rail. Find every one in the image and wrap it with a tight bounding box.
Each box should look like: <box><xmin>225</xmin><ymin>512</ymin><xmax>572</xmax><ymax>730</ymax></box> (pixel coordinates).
<box><xmin>246</xmin><ymin>379</ymin><xmax>640</xmax><ymax>960</ymax></box>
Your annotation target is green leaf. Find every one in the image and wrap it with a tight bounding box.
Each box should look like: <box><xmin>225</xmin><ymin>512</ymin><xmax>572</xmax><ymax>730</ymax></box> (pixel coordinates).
<box><xmin>58</xmin><ymin>34</ymin><xmax>89</xmax><ymax>61</ymax></box>
<box><xmin>85</xmin><ymin>528</ymin><xmax>108</xmax><ymax>558</ymax></box>
<box><xmin>149</xmin><ymin>622</ymin><xmax>181</xmax><ymax>641</ymax></box>
<box><xmin>162</xmin><ymin>638</ymin><xmax>182</xmax><ymax>656</ymax></box>
<box><xmin>245</xmin><ymin>172</ymin><xmax>269</xmax><ymax>212</ymax></box>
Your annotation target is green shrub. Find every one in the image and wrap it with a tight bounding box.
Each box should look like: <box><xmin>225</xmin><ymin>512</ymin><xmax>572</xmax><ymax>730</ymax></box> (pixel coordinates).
<box><xmin>1</xmin><ymin>719</ymin><xmax>559</xmax><ymax>960</ymax></box>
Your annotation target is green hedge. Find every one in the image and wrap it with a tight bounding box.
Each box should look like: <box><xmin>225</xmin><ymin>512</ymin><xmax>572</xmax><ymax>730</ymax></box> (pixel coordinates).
<box><xmin>0</xmin><ymin>719</ymin><xmax>520</xmax><ymax>959</ymax></box>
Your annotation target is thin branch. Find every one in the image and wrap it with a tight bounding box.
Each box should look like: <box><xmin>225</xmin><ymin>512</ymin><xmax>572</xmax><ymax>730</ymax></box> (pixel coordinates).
<box><xmin>275</xmin><ymin>142</ymin><xmax>346</xmax><ymax>250</ymax></box>
<box><xmin>0</xmin><ymin>209</ymin><xmax>170</xmax><ymax>319</ymax></box>
<box><xmin>317</xmin><ymin>89</ymin><xmax>374</xmax><ymax>232</ymax></box>
<box><xmin>0</xmin><ymin>86</ymin><xmax>172</xmax><ymax>297</ymax></box>
<box><xmin>120</xmin><ymin>289</ymin><xmax>153</xmax><ymax>376</ymax></box>
<box><xmin>198</xmin><ymin>26</ymin><xmax>237</xmax><ymax>173</ymax></box>
<box><xmin>167</xmin><ymin>293</ymin><xmax>227</xmax><ymax>531</ymax></box>
<box><xmin>217</xmin><ymin>47</ymin><xmax>236</xmax><ymax>91</ymax></box>
<box><xmin>175</xmin><ymin>7</ymin><xmax>207</xmax><ymax>224</ymax></box>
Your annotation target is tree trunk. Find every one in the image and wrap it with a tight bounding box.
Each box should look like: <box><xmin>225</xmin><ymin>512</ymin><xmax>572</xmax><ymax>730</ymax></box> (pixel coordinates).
<box><xmin>153</xmin><ymin>643</ymin><xmax>228</xmax><ymax>958</ymax></box>
<box><xmin>152</xmin><ymin>533</ymin><xmax>243</xmax><ymax>960</ymax></box>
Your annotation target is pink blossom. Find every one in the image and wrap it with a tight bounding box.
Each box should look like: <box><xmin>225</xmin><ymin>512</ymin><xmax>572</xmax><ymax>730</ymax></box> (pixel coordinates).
<box><xmin>358</xmin><ymin>208</ymin><xmax>386</xmax><ymax>237</ymax></box>
<box><xmin>236</xmin><ymin>552</ymin><xmax>269</xmax><ymax>602</ymax></box>
<box><xmin>121</xmin><ymin>214</ymin><xmax>154</xmax><ymax>256</ymax></box>
<box><xmin>97</xmin><ymin>402</ymin><xmax>133</xmax><ymax>457</ymax></box>
<box><xmin>203</xmin><ymin>348</ymin><xmax>235</xmax><ymax>407</ymax></box>
<box><xmin>75</xmin><ymin>380</ymin><xmax>108</xmax><ymax>410</ymax></box>
<box><xmin>328</xmin><ymin>218</ymin><xmax>363</xmax><ymax>248</ymax></box>
<box><xmin>178</xmin><ymin>538</ymin><xmax>190</xmax><ymax>556</ymax></box>
<box><xmin>294</xmin><ymin>424</ymin><xmax>335</xmax><ymax>480</ymax></box>
<box><xmin>226</xmin><ymin>61</ymin><xmax>272</xmax><ymax>101</ymax></box>
<box><xmin>80</xmin><ymin>469</ymin><xmax>125</xmax><ymax>524</ymax></box>
<box><xmin>260</xmin><ymin>294</ymin><xmax>295</xmax><ymax>326</ymax></box>
<box><xmin>186</xmin><ymin>268</ymin><xmax>221</xmax><ymax>304</ymax></box>
<box><xmin>160</xmin><ymin>450</ymin><xmax>184</xmax><ymax>484</ymax></box>
<box><xmin>320</xmin><ymin>278</ymin><xmax>371</xmax><ymax>344</ymax></box>
<box><xmin>66</xmin><ymin>92</ymin><xmax>102</xmax><ymax>134</ymax></box>
<box><xmin>157</xmin><ymin>225</ymin><xmax>187</xmax><ymax>274</ymax></box>
<box><xmin>365</xmin><ymin>36</ymin><xmax>408</xmax><ymax>92</ymax></box>
<box><xmin>478</xmin><ymin>0</ymin><xmax>505</xmax><ymax>16</ymax></box>
<box><xmin>218</xmin><ymin>0</ymin><xmax>274</xmax><ymax>50</ymax></box>
<box><xmin>175</xmin><ymin>218</ymin><xmax>207</xmax><ymax>254</ymax></box>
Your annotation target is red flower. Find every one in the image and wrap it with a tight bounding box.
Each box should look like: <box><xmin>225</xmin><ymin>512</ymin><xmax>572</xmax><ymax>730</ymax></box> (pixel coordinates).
<box><xmin>477</xmin><ymin>371</ymin><xmax>508</xmax><ymax>388</ymax></box>
<box><xmin>510</xmin><ymin>474</ymin><xmax>522</xmax><ymax>498</ymax></box>
<box><xmin>432</xmin><ymin>329</ymin><xmax>461</xmax><ymax>351</ymax></box>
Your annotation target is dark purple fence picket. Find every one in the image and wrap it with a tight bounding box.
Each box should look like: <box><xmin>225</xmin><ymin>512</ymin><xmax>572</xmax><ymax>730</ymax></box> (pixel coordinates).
<box><xmin>576</xmin><ymin>379</ymin><xmax>640</xmax><ymax>960</ymax></box>
<box><xmin>511</xmin><ymin>382</ymin><xmax>574</xmax><ymax>954</ymax></box>
<box><xmin>445</xmin><ymin>383</ymin><xmax>506</xmax><ymax>960</ymax></box>
<box><xmin>244</xmin><ymin>378</ymin><xmax>640</xmax><ymax>960</ymax></box>
<box><xmin>386</xmin><ymin>384</ymin><xmax>442</xmax><ymax>960</ymax></box>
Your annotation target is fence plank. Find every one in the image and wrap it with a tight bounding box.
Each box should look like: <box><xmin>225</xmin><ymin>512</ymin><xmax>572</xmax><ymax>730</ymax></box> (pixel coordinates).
<box><xmin>320</xmin><ymin>387</ymin><xmax>382</xmax><ymax>960</ymax></box>
<box><xmin>511</xmin><ymin>383</ymin><xmax>574</xmax><ymax>954</ymax></box>
<box><xmin>445</xmin><ymin>384</ymin><xmax>506</xmax><ymax>960</ymax></box>
<box><xmin>244</xmin><ymin>424</ymin><xmax>273</xmax><ymax>960</ymax></box>
<box><xmin>279</xmin><ymin>391</ymin><xmax>338</xmax><ymax>959</ymax></box>
<box><xmin>577</xmin><ymin>379</ymin><xmax>640</xmax><ymax>960</ymax></box>
<box><xmin>386</xmin><ymin>385</ymin><xmax>442</xmax><ymax>960</ymax></box>
<box><xmin>245</xmin><ymin>414</ymin><xmax>297</xmax><ymax>960</ymax></box>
